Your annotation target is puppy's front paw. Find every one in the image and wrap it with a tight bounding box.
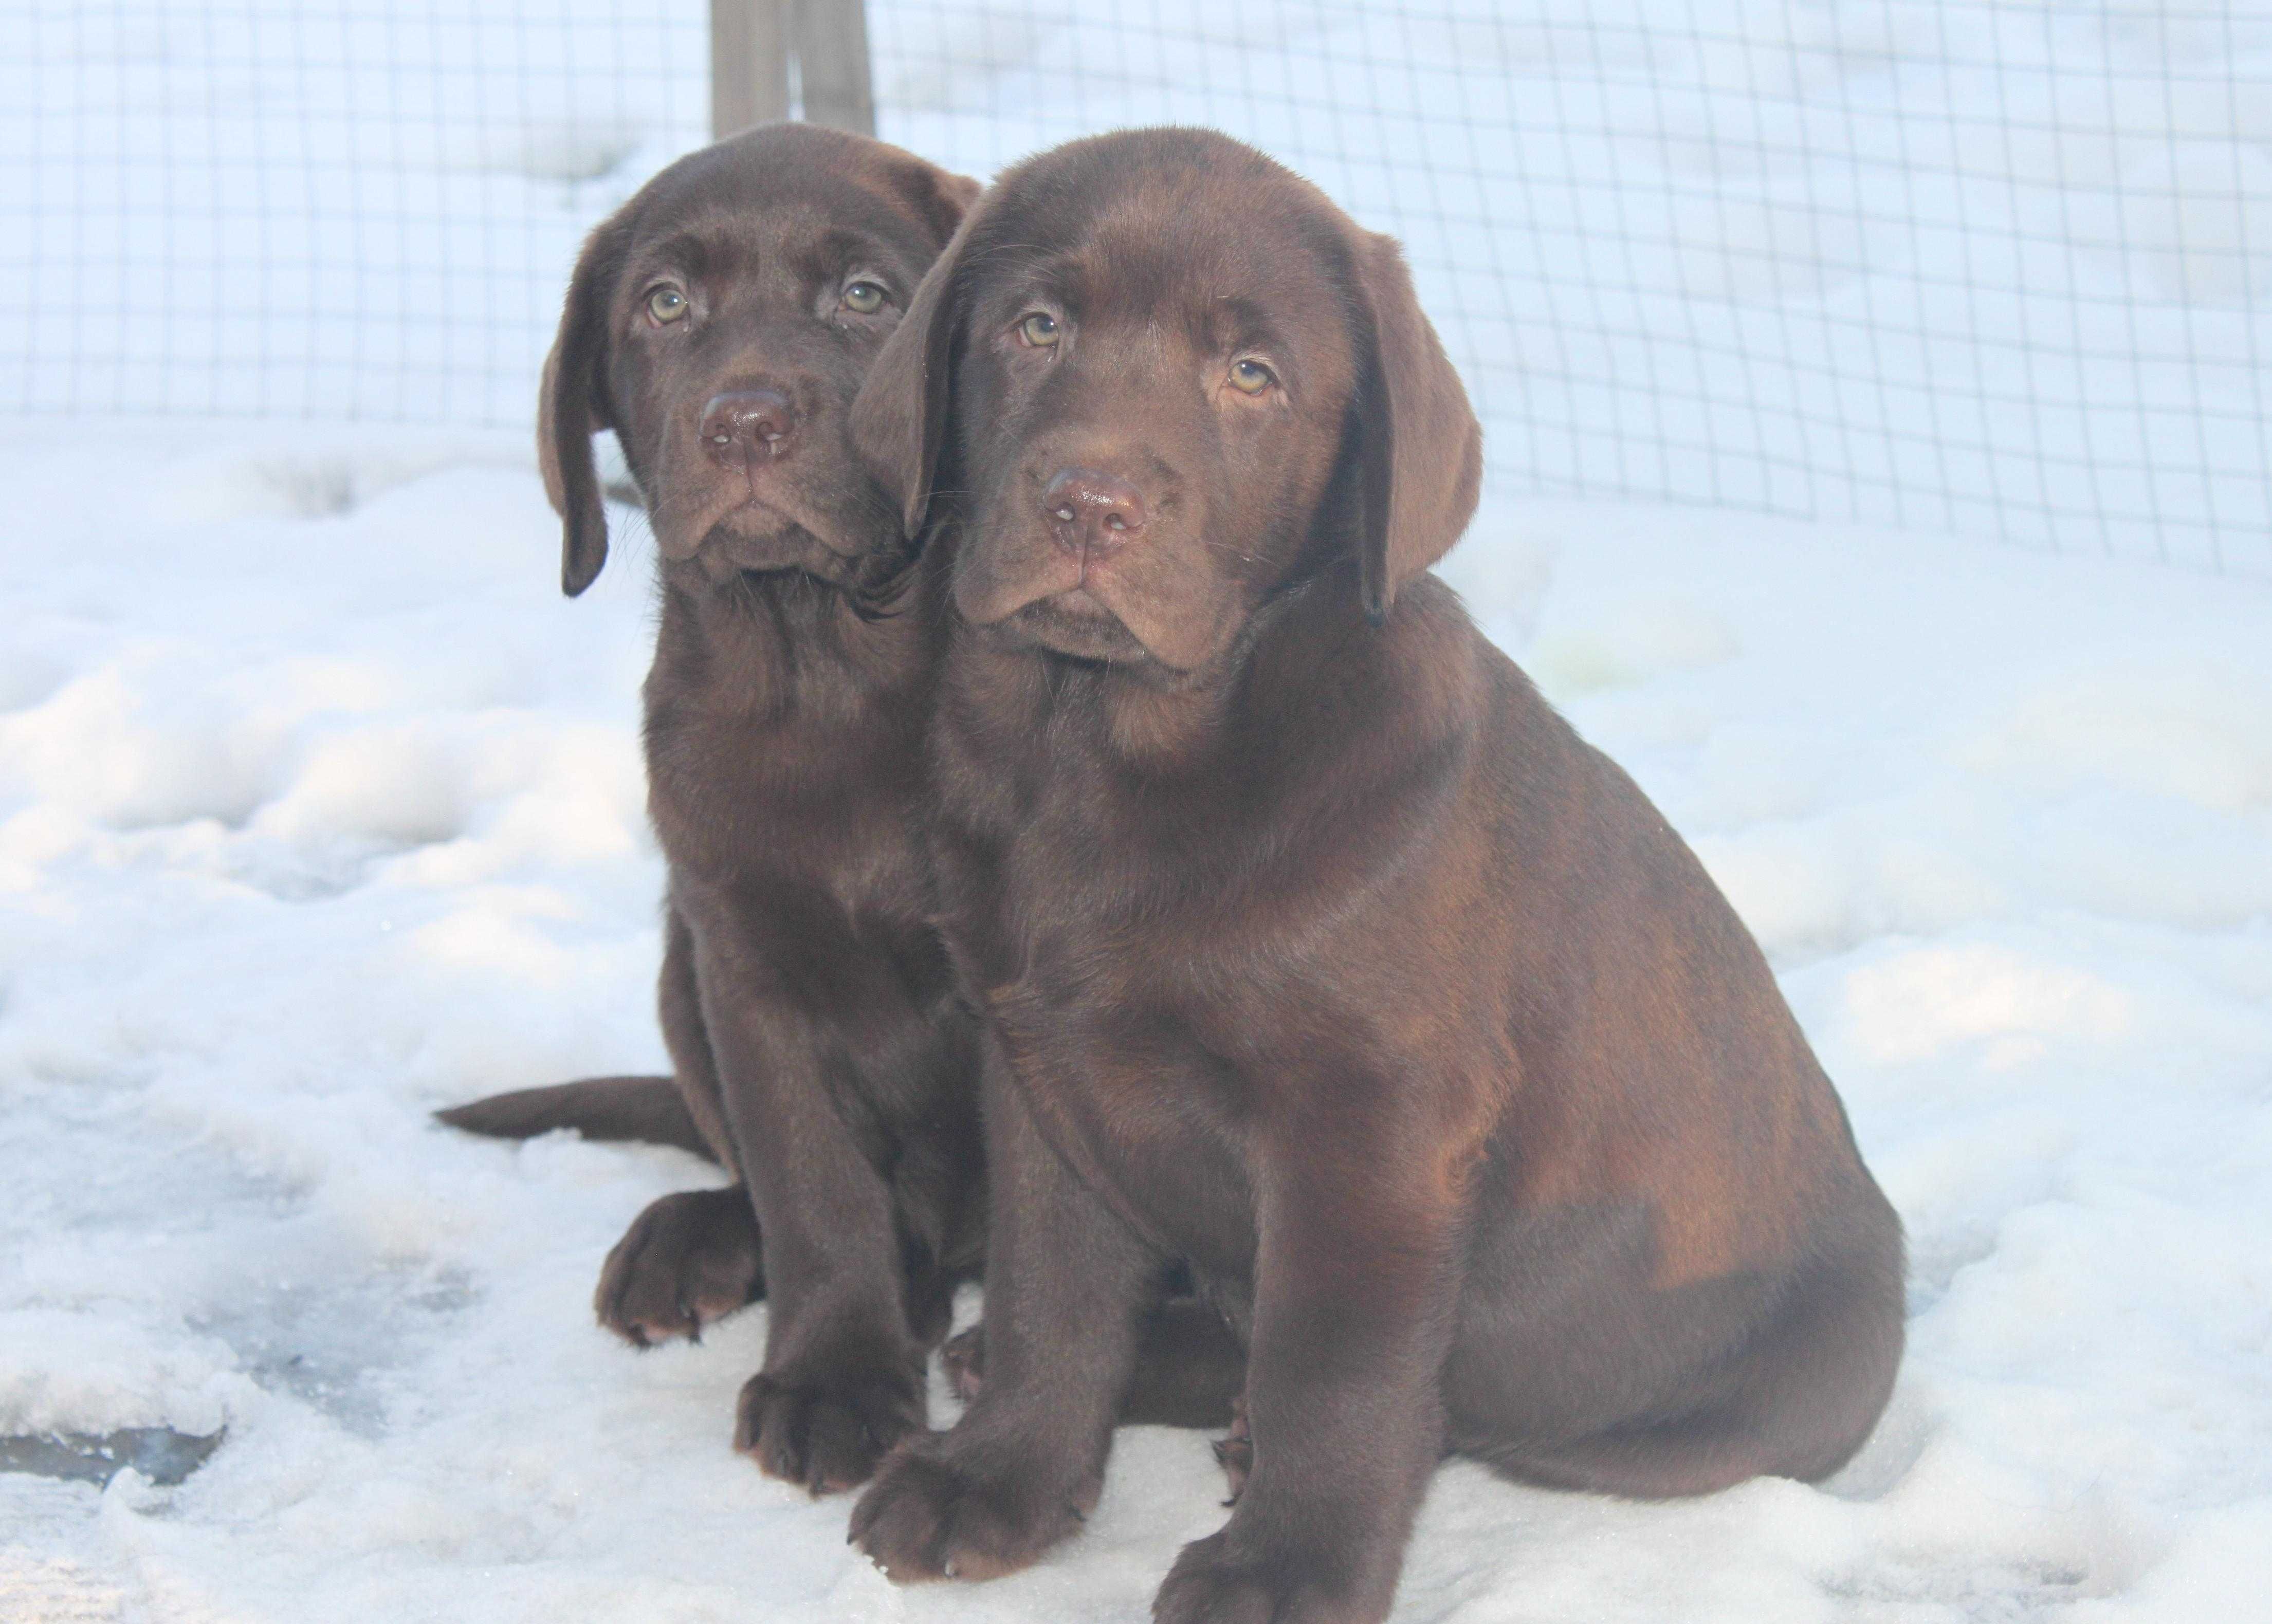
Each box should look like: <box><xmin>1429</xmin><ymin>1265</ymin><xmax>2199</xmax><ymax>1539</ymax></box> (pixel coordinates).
<box><xmin>594</xmin><ymin>1187</ymin><xmax>762</xmax><ymax>1346</ymax></box>
<box><xmin>1153</xmin><ymin>1528</ymin><xmax>1375</xmax><ymax>1624</ymax></box>
<box><xmin>735</xmin><ymin>1358</ymin><xmax>923</xmax><ymax>1496</ymax></box>
<box><xmin>849</xmin><ymin>1429</ymin><xmax>1097</xmax><ymax>1583</ymax></box>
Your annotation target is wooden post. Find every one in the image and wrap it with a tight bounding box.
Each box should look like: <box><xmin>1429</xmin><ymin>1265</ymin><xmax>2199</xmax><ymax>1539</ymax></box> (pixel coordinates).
<box><xmin>711</xmin><ymin>0</ymin><xmax>789</xmax><ymax>139</ymax></box>
<box><xmin>796</xmin><ymin>0</ymin><xmax>875</xmax><ymax>136</ymax></box>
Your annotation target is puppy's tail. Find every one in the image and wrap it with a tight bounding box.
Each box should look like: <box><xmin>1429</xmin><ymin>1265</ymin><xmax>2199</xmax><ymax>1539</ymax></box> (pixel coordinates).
<box><xmin>434</xmin><ymin>1076</ymin><xmax>719</xmax><ymax>1163</ymax></box>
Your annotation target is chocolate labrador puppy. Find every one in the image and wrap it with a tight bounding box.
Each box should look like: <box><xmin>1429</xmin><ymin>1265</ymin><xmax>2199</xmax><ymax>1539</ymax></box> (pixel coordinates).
<box><xmin>843</xmin><ymin>128</ymin><xmax>1905</xmax><ymax>1622</ymax></box>
<box><xmin>439</xmin><ymin>122</ymin><xmax>989</xmax><ymax>1496</ymax></box>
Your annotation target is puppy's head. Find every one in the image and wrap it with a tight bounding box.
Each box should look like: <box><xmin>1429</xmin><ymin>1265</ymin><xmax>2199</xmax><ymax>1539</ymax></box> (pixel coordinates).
<box><xmin>541</xmin><ymin>123</ymin><xmax>979</xmax><ymax>595</ymax></box>
<box><xmin>851</xmin><ymin>128</ymin><xmax>1480</xmax><ymax>675</ymax></box>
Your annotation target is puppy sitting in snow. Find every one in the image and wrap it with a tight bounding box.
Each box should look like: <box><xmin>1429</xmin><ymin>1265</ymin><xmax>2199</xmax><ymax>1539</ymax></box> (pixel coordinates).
<box><xmin>844</xmin><ymin>128</ymin><xmax>1905</xmax><ymax>1622</ymax></box>
<box><xmin>439</xmin><ymin>123</ymin><xmax>988</xmax><ymax>1494</ymax></box>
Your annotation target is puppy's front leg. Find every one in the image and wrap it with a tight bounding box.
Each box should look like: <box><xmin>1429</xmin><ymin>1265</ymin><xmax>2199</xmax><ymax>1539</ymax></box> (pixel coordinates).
<box><xmin>852</xmin><ymin>1030</ymin><xmax>1162</xmax><ymax>1581</ymax></box>
<box><xmin>1153</xmin><ymin>1108</ymin><xmax>1469</xmax><ymax>1624</ymax></box>
<box><xmin>679</xmin><ymin>885</ymin><xmax>925</xmax><ymax>1496</ymax></box>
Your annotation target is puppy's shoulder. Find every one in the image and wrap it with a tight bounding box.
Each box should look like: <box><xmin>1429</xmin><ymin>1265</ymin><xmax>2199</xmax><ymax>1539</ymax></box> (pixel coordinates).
<box><xmin>1351</xmin><ymin>571</ymin><xmax>1496</xmax><ymax>749</ymax></box>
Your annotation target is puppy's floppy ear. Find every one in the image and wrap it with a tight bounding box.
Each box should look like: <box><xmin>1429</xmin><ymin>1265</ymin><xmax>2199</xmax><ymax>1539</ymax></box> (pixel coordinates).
<box><xmin>850</xmin><ymin>203</ymin><xmax>982</xmax><ymax>540</ymax></box>
<box><xmin>884</xmin><ymin>156</ymin><xmax>983</xmax><ymax>249</ymax></box>
<box><xmin>534</xmin><ymin>342</ymin><xmax>579</xmax><ymax>520</ymax></box>
<box><xmin>539</xmin><ymin>215</ymin><xmax>629</xmax><ymax>598</ymax></box>
<box><xmin>1349</xmin><ymin>231</ymin><xmax>1483</xmax><ymax>621</ymax></box>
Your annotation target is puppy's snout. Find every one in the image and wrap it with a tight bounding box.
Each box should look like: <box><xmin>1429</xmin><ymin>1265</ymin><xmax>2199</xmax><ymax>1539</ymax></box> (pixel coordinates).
<box><xmin>701</xmin><ymin>388</ymin><xmax>799</xmax><ymax>466</ymax></box>
<box><xmin>1042</xmin><ymin>466</ymin><xmax>1148</xmax><ymax>553</ymax></box>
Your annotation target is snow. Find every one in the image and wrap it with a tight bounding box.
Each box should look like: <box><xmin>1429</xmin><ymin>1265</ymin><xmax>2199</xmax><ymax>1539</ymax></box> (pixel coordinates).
<box><xmin>7</xmin><ymin>0</ymin><xmax>2272</xmax><ymax>1618</ymax></box>
<box><xmin>3</xmin><ymin>419</ymin><xmax>2269</xmax><ymax>1620</ymax></box>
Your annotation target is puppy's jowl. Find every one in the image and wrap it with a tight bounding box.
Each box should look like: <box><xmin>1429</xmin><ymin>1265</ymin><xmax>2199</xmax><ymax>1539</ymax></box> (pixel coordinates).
<box><xmin>847</xmin><ymin>128</ymin><xmax>1905</xmax><ymax>1623</ymax></box>
<box><xmin>441</xmin><ymin>122</ymin><xmax>987</xmax><ymax>1496</ymax></box>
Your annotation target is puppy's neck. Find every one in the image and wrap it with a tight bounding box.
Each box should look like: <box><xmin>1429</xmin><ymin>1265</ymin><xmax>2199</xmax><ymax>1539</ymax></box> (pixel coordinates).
<box><xmin>973</xmin><ymin>567</ymin><xmax>1470</xmax><ymax>805</ymax></box>
<box><xmin>978</xmin><ymin>580</ymin><xmax>1329</xmax><ymax>775</ymax></box>
<box><xmin>1097</xmin><ymin>670</ymin><xmax>1235</xmax><ymax>769</ymax></box>
<box><xmin>653</xmin><ymin>552</ymin><xmax>926</xmax><ymax>723</ymax></box>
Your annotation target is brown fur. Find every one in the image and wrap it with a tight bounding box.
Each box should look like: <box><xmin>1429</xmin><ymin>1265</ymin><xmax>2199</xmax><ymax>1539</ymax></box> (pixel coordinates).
<box><xmin>441</xmin><ymin>123</ymin><xmax>987</xmax><ymax>1496</ymax></box>
<box><xmin>842</xmin><ymin>128</ymin><xmax>1904</xmax><ymax>1622</ymax></box>
<box><xmin>436</xmin><ymin>1076</ymin><xmax>711</xmax><ymax>1160</ymax></box>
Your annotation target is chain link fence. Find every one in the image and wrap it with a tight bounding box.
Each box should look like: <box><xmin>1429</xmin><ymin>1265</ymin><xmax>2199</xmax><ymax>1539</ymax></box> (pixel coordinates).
<box><xmin>4</xmin><ymin>1</ymin><xmax>2268</xmax><ymax>571</ymax></box>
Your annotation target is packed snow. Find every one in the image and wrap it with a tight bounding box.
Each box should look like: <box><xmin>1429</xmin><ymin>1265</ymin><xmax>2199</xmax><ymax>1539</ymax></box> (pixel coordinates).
<box><xmin>6</xmin><ymin>0</ymin><xmax>2271</xmax><ymax>1620</ymax></box>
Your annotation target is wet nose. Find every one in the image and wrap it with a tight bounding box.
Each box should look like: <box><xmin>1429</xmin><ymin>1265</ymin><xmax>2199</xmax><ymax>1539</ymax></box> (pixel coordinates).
<box><xmin>700</xmin><ymin>388</ymin><xmax>798</xmax><ymax>465</ymax></box>
<box><xmin>1042</xmin><ymin>466</ymin><xmax>1148</xmax><ymax>553</ymax></box>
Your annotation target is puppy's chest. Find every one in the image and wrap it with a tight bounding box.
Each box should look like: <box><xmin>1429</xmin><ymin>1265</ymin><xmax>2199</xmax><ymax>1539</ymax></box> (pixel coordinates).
<box><xmin>949</xmin><ymin>751</ymin><xmax>1316</xmax><ymax>1060</ymax></box>
<box><xmin>647</xmin><ymin>700</ymin><xmax>918</xmax><ymax>880</ymax></box>
<box><xmin>965</xmin><ymin>863</ymin><xmax>1276</xmax><ymax>1268</ymax></box>
<box><xmin>941</xmin><ymin>753</ymin><xmax>1370</xmax><ymax>1265</ymax></box>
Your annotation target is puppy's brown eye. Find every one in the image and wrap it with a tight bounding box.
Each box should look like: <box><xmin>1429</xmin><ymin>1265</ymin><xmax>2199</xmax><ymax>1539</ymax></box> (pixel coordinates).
<box><xmin>842</xmin><ymin>281</ymin><xmax>886</xmax><ymax>314</ymax></box>
<box><xmin>1018</xmin><ymin>312</ymin><xmax>1060</xmax><ymax>348</ymax></box>
<box><xmin>1228</xmin><ymin>358</ymin><xmax>1274</xmax><ymax>395</ymax></box>
<box><xmin>647</xmin><ymin>287</ymin><xmax>689</xmax><ymax>324</ymax></box>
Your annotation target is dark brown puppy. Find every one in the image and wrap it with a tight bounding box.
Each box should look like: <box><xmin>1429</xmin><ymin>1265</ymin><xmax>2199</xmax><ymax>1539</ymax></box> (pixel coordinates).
<box><xmin>442</xmin><ymin>122</ymin><xmax>989</xmax><ymax>1496</ymax></box>
<box><xmin>843</xmin><ymin>128</ymin><xmax>1905</xmax><ymax>1622</ymax></box>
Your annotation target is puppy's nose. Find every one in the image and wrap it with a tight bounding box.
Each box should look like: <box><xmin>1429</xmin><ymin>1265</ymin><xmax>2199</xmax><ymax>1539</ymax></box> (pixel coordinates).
<box><xmin>1042</xmin><ymin>466</ymin><xmax>1148</xmax><ymax>553</ymax></box>
<box><xmin>700</xmin><ymin>389</ymin><xmax>798</xmax><ymax>465</ymax></box>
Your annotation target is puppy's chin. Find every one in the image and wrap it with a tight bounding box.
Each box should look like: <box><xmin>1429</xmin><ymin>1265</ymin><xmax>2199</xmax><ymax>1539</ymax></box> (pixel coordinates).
<box><xmin>953</xmin><ymin>547</ymin><xmax>1131</xmax><ymax>660</ymax></box>
<box><xmin>957</xmin><ymin>565</ymin><xmax>1227</xmax><ymax>675</ymax></box>
<box><xmin>987</xmin><ymin>590</ymin><xmax>1157</xmax><ymax>666</ymax></box>
<box><xmin>661</xmin><ymin>496</ymin><xmax>886</xmax><ymax>586</ymax></box>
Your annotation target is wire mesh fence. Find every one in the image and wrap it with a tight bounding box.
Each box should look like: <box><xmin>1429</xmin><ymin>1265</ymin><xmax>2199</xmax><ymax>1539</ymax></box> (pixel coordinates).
<box><xmin>4</xmin><ymin>1</ymin><xmax>2268</xmax><ymax>573</ymax></box>
<box><xmin>1</xmin><ymin>1</ymin><xmax>707</xmax><ymax>425</ymax></box>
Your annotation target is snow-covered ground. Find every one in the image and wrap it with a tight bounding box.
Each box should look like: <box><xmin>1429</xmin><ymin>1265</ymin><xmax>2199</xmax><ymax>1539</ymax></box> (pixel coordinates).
<box><xmin>2</xmin><ymin>414</ymin><xmax>2268</xmax><ymax>1621</ymax></box>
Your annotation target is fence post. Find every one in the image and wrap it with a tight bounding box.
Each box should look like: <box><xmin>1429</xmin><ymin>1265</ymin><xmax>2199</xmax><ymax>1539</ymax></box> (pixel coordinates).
<box><xmin>711</xmin><ymin>0</ymin><xmax>873</xmax><ymax>140</ymax></box>
<box><xmin>711</xmin><ymin>0</ymin><xmax>790</xmax><ymax>139</ymax></box>
<box><xmin>797</xmin><ymin>0</ymin><xmax>875</xmax><ymax>136</ymax></box>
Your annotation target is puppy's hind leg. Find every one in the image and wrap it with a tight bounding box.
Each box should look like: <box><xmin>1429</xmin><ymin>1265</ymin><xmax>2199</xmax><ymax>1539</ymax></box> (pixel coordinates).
<box><xmin>594</xmin><ymin>901</ymin><xmax>770</xmax><ymax>1346</ymax></box>
<box><xmin>595</xmin><ymin>1185</ymin><xmax>765</xmax><ymax>1346</ymax></box>
<box><xmin>1122</xmin><ymin>1297</ymin><xmax>1247</xmax><ymax>1429</ymax></box>
<box><xmin>1480</xmin><ymin>1236</ymin><xmax>1905</xmax><ymax>1499</ymax></box>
